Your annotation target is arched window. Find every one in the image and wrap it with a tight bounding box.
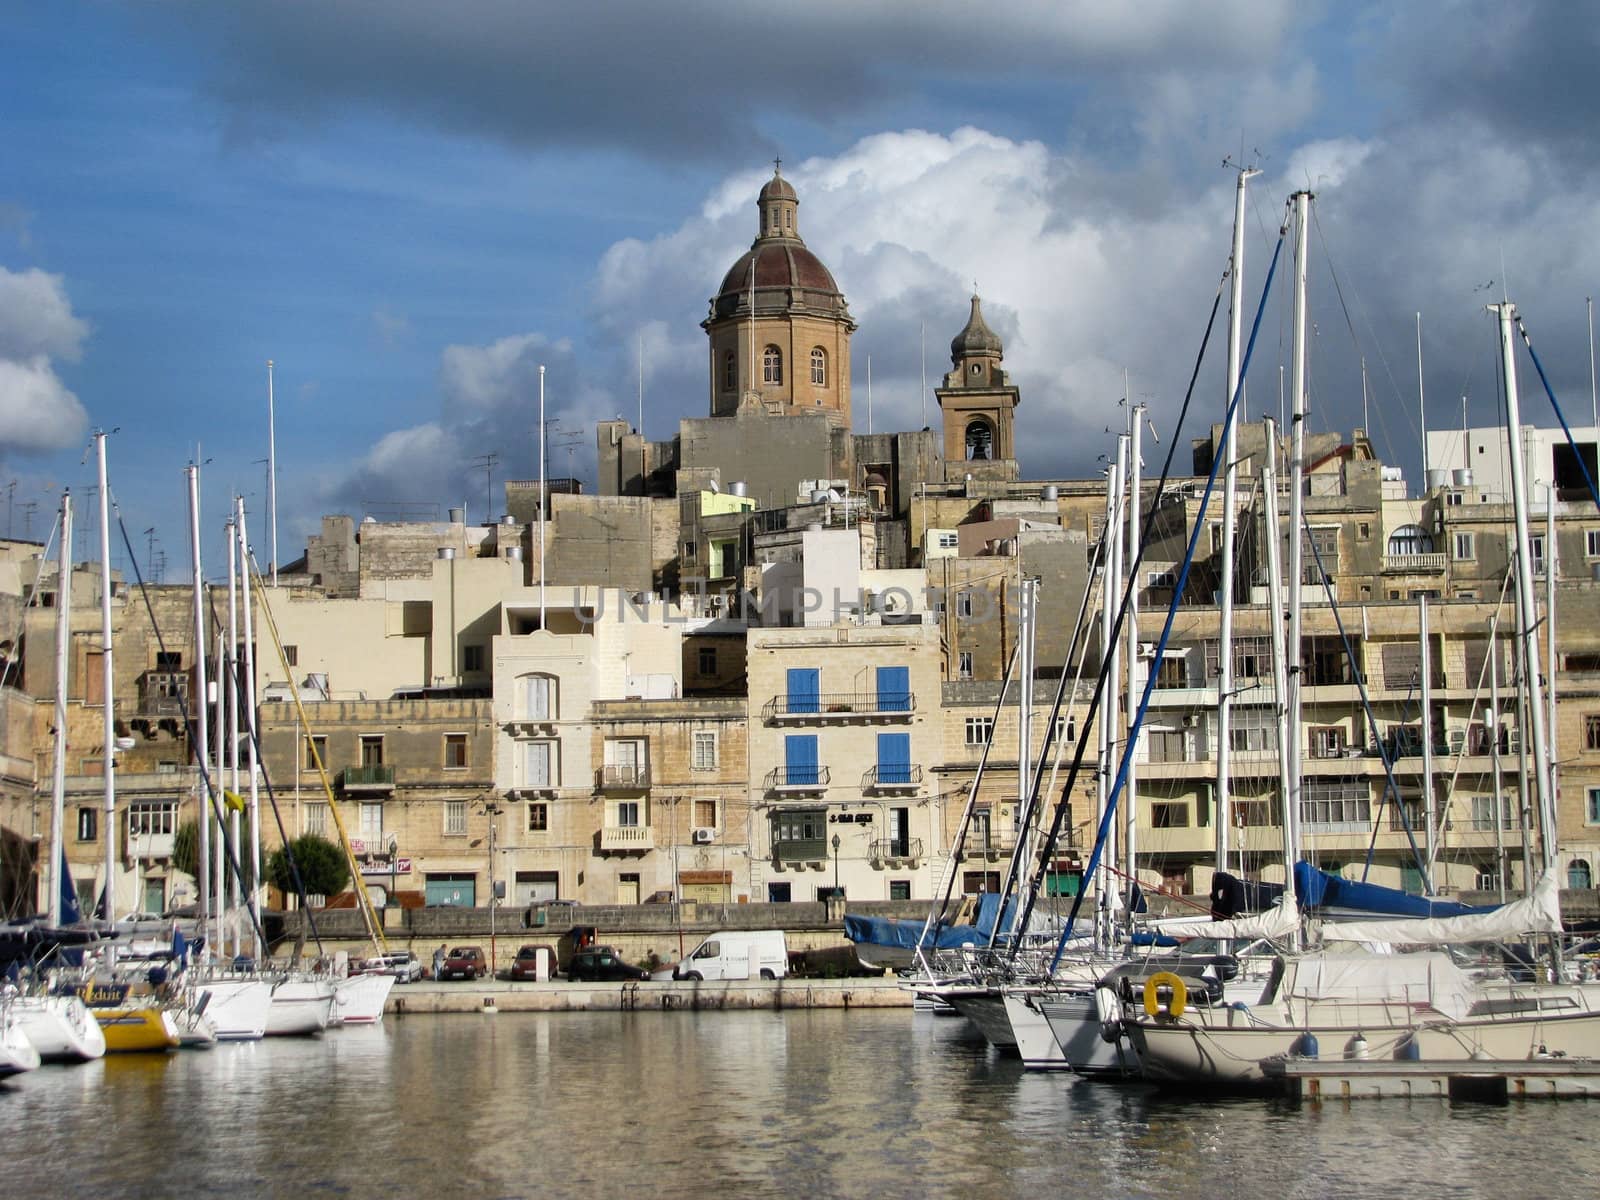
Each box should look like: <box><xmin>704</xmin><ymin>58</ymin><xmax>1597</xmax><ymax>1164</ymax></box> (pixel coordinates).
<box><xmin>517</xmin><ymin>673</ymin><xmax>557</xmax><ymax>722</ymax></box>
<box><xmin>763</xmin><ymin>345</ymin><xmax>782</xmax><ymax>385</ymax></box>
<box><xmin>1387</xmin><ymin>524</ymin><xmax>1434</xmax><ymax>556</ymax></box>
<box><xmin>810</xmin><ymin>348</ymin><xmax>826</xmax><ymax>386</ymax></box>
<box><xmin>1570</xmin><ymin>858</ymin><xmax>1592</xmax><ymax>890</ymax></box>
<box><xmin>965</xmin><ymin>418</ymin><xmax>993</xmax><ymax>461</ymax></box>
<box><xmin>723</xmin><ymin>351</ymin><xmax>736</xmax><ymax>391</ymax></box>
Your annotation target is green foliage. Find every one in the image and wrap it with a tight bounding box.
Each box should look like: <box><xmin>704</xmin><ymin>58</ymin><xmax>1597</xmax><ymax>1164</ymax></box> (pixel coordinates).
<box><xmin>173</xmin><ymin>819</ymin><xmax>199</xmax><ymax>882</ymax></box>
<box><xmin>266</xmin><ymin>833</ymin><xmax>350</xmax><ymax>901</ymax></box>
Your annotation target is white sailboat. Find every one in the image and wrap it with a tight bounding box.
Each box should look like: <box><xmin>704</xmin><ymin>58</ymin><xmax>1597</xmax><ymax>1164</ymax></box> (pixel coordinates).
<box><xmin>0</xmin><ymin>996</ymin><xmax>42</xmax><ymax>1077</ymax></box>
<box><xmin>11</xmin><ymin>991</ymin><xmax>106</xmax><ymax>1063</ymax></box>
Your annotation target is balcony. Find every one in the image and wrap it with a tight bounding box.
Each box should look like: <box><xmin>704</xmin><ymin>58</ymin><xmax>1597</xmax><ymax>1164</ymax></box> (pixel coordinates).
<box><xmin>596</xmin><ymin>764</ymin><xmax>651</xmax><ymax>791</ymax></box>
<box><xmin>599</xmin><ymin>824</ymin><xmax>653</xmax><ymax>852</ymax></box>
<box><xmin>125</xmin><ymin>830</ymin><xmax>176</xmax><ymax>862</ymax></box>
<box><xmin>764</xmin><ymin>766</ymin><xmax>831</xmax><ymax>795</ymax></box>
<box><xmin>771</xmin><ymin>839</ymin><xmax>828</xmax><ymax>868</ymax></box>
<box><xmin>762</xmin><ymin>691</ymin><xmax>914</xmax><ymax>722</ymax></box>
<box><xmin>862</xmin><ymin>764</ymin><xmax>923</xmax><ymax>792</ymax></box>
<box><xmin>1382</xmin><ymin>552</ymin><xmax>1448</xmax><ymax>574</ymax></box>
<box><xmin>868</xmin><ymin>837</ymin><xmax>923</xmax><ymax>867</ymax></box>
<box><xmin>340</xmin><ymin>764</ymin><xmax>395</xmax><ymax>794</ymax></box>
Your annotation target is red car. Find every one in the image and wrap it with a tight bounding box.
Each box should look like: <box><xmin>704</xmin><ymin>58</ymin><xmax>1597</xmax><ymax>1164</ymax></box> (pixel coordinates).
<box><xmin>509</xmin><ymin>944</ymin><xmax>557</xmax><ymax>982</ymax></box>
<box><xmin>438</xmin><ymin>945</ymin><xmax>488</xmax><ymax>981</ymax></box>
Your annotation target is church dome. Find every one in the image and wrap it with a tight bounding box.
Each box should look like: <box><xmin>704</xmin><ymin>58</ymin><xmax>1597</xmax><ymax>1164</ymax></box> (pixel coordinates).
<box><xmin>713</xmin><ymin>243</ymin><xmax>841</xmax><ymax>311</ymax></box>
<box><xmin>707</xmin><ymin>163</ymin><xmax>849</xmax><ymax>322</ymax></box>
<box><xmin>951</xmin><ymin>293</ymin><xmax>1003</xmax><ymax>360</ymax></box>
<box><xmin>758</xmin><ymin>172</ymin><xmax>798</xmax><ymax>204</ymax></box>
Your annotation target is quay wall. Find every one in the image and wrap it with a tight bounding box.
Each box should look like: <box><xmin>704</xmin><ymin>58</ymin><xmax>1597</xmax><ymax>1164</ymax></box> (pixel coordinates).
<box><xmin>386</xmin><ymin>978</ymin><xmax>912</xmax><ymax>1014</ymax></box>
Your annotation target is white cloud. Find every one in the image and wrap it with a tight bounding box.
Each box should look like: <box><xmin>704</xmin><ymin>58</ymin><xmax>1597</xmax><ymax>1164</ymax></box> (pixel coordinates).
<box><xmin>0</xmin><ymin>267</ymin><xmax>90</xmax><ymax>455</ymax></box>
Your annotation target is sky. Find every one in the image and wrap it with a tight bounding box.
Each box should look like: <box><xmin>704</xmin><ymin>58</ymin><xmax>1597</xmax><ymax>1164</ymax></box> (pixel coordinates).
<box><xmin>3</xmin><ymin>2</ymin><xmax>1599</xmax><ymax>581</ymax></box>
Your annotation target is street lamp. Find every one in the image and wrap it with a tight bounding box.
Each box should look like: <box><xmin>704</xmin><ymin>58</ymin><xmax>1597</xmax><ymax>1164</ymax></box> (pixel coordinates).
<box><xmin>831</xmin><ymin>832</ymin><xmax>842</xmax><ymax>900</ymax></box>
<box><xmin>387</xmin><ymin>835</ymin><xmax>398</xmax><ymax>915</ymax></box>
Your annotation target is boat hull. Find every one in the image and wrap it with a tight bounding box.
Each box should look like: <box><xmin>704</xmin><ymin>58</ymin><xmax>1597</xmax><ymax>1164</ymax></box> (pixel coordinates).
<box><xmin>0</xmin><ymin>1005</ymin><xmax>41</xmax><ymax>1076</ymax></box>
<box><xmin>12</xmin><ymin>994</ymin><xmax>106</xmax><ymax>1062</ymax></box>
<box><xmin>1002</xmin><ymin>992</ymin><xmax>1070</xmax><ymax>1071</ymax></box>
<box><xmin>1041</xmin><ymin>992</ymin><xmax>1141</xmax><ymax>1078</ymax></box>
<box><xmin>331</xmin><ymin>973</ymin><xmax>395</xmax><ymax>1026</ymax></box>
<box><xmin>198</xmin><ymin>979</ymin><xmax>272</xmax><ymax>1041</ymax></box>
<box><xmin>943</xmin><ymin>989</ymin><xmax>1018</xmax><ymax>1051</ymax></box>
<box><xmin>93</xmin><ymin>1006</ymin><xmax>179</xmax><ymax>1053</ymax></box>
<box><xmin>266</xmin><ymin>979</ymin><xmax>335</xmax><ymax>1036</ymax></box>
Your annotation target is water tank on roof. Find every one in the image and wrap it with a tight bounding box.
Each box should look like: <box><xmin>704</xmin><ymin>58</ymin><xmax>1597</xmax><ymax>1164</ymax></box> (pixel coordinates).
<box><xmin>448</xmin><ymin>507</ymin><xmax>465</xmax><ymax>523</ymax></box>
<box><xmin>806</xmin><ymin>522</ymin><xmax>824</xmax><ymax>532</ymax></box>
<box><xmin>361</xmin><ymin>515</ymin><xmax>377</xmax><ymax>524</ymax></box>
<box><xmin>437</xmin><ymin>547</ymin><xmax>456</xmax><ymax>560</ymax></box>
<box><xmin>505</xmin><ymin>546</ymin><xmax>523</xmax><ymax>561</ymax></box>
<box><xmin>1041</xmin><ymin>485</ymin><xmax>1059</xmax><ymax>501</ymax></box>
<box><xmin>811</xmin><ymin>490</ymin><xmax>830</xmax><ymax>504</ymax></box>
<box><xmin>503</xmin><ymin>514</ymin><xmax>518</xmax><ymax>525</ymax></box>
<box><xmin>730</xmin><ymin>481</ymin><xmax>748</xmax><ymax>497</ymax></box>
<box><xmin>1452</xmin><ymin>469</ymin><xmax>1473</xmax><ymax>487</ymax></box>
<box><xmin>1425</xmin><ymin>469</ymin><xmax>1448</xmax><ymax>491</ymax></box>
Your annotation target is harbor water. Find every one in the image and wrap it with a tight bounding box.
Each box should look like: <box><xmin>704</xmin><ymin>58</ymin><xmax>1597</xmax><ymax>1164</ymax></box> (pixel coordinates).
<box><xmin>5</xmin><ymin>1009</ymin><xmax>1597</xmax><ymax>1199</ymax></box>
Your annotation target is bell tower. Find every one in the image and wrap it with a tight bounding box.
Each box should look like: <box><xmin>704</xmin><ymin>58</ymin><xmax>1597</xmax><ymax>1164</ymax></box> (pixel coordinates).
<box><xmin>936</xmin><ymin>294</ymin><xmax>1020</xmax><ymax>481</ymax></box>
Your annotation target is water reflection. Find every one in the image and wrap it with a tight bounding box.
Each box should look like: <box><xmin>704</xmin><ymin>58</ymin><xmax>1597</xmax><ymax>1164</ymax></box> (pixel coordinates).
<box><xmin>4</xmin><ymin>1010</ymin><xmax>1596</xmax><ymax>1199</ymax></box>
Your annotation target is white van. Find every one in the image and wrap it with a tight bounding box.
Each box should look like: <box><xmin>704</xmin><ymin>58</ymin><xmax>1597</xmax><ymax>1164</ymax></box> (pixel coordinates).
<box><xmin>672</xmin><ymin>930</ymin><xmax>789</xmax><ymax>981</ymax></box>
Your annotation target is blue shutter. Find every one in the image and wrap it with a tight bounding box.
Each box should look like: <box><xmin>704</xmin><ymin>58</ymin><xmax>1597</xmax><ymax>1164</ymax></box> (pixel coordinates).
<box><xmin>877</xmin><ymin>733</ymin><xmax>911</xmax><ymax>785</ymax></box>
<box><xmin>785</xmin><ymin>734</ymin><xmax>819</xmax><ymax>785</ymax></box>
<box><xmin>787</xmin><ymin>668</ymin><xmax>820</xmax><ymax>714</ymax></box>
<box><xmin>875</xmin><ymin>665</ymin><xmax>910</xmax><ymax>712</ymax></box>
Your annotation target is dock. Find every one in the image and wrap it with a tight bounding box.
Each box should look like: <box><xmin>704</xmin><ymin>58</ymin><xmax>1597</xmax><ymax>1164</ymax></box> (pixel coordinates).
<box><xmin>386</xmin><ymin>977</ymin><xmax>913</xmax><ymax>1015</ymax></box>
<box><xmin>1263</xmin><ymin>1055</ymin><xmax>1600</xmax><ymax>1102</ymax></box>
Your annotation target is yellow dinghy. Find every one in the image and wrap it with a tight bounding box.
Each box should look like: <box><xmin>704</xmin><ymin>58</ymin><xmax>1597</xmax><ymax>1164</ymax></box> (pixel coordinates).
<box><xmin>81</xmin><ymin>982</ymin><xmax>179</xmax><ymax>1053</ymax></box>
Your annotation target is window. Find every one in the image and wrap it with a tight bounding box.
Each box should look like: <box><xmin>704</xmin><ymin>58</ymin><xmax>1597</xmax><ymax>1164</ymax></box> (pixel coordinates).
<box><xmin>763</xmin><ymin>345</ymin><xmax>782</xmax><ymax>384</ymax></box>
<box><xmin>1147</xmin><ymin>569</ymin><xmax>1178</xmax><ymax>590</ymax></box>
<box><xmin>1473</xmin><ymin>796</ymin><xmax>1514</xmax><ymax>831</ymax></box>
<box><xmin>604</xmin><ymin>738</ymin><xmax>647</xmax><ymax>786</ymax></box>
<box><xmin>1151</xmin><ymin>802</ymin><xmax>1187</xmax><ymax>829</ymax></box>
<box><xmin>1358</xmin><ymin>522</ymin><xmax>1371</xmax><ymax>539</ymax></box>
<box><xmin>284</xmin><ymin>644</ymin><xmax>298</xmax><ymax>667</ymax></box>
<box><xmin>616</xmin><ymin>801</ymin><xmax>641</xmax><ymax>827</ymax></box>
<box><xmin>1588</xmin><ymin>530</ymin><xmax>1600</xmax><ymax>558</ymax></box>
<box><xmin>953</xmin><ymin>651</ymin><xmax>972</xmax><ymax>679</ymax></box>
<box><xmin>359</xmin><ymin>735</ymin><xmax>384</xmax><ymax>767</ymax></box>
<box><xmin>444</xmin><ymin>801</ymin><xmax>467</xmax><ymax>836</ymax></box>
<box><xmin>304</xmin><ymin>803</ymin><xmax>328</xmax><ymax>836</ymax></box>
<box><xmin>1446</xmin><ymin>491</ymin><xmax>1463</xmax><ymax>507</ymax></box>
<box><xmin>518</xmin><ymin>674</ymin><xmax>555</xmax><ymax>721</ymax></box>
<box><xmin>698</xmin><ymin>645</ymin><xmax>717</xmax><ymax>676</ymax></box>
<box><xmin>76</xmin><ymin>806</ymin><xmax>97</xmax><ymax>842</ymax></box>
<box><xmin>1387</xmin><ymin>524</ymin><xmax>1433</xmax><ymax>555</ymax></box>
<box><xmin>956</xmin><ymin>592</ymin><xmax>973</xmax><ymax>618</ymax></box>
<box><xmin>527</xmin><ymin>803</ymin><xmax>548</xmax><ymax>832</ymax></box>
<box><xmin>937</xmin><ymin>532</ymin><xmax>958</xmax><ymax>550</ymax></box>
<box><xmin>444</xmin><ymin>734</ymin><xmax>468</xmax><ymax>770</ymax></box>
<box><xmin>1308</xmin><ymin>726</ymin><xmax>1346</xmax><ymax>759</ymax></box>
<box><xmin>1054</xmin><ymin>715</ymin><xmax>1076</xmax><ymax>744</ymax></box>
<box><xmin>1232</xmin><ymin>799</ymin><xmax>1274</xmax><ymax>827</ymax></box>
<box><xmin>1453</xmin><ymin>532</ymin><xmax>1476</xmax><ymax>560</ymax></box>
<box><xmin>155</xmin><ymin>651</ymin><xmax>182</xmax><ymax>670</ymax></box>
<box><xmin>783</xmin><ymin>734</ymin><xmax>819</xmax><ymax>785</ymax></box>
<box><xmin>1302</xmin><ymin>527</ymin><xmax>1338</xmax><ymax>582</ymax></box>
<box><xmin>462</xmin><ymin>644</ymin><xmax>484</xmax><ymax>672</ymax></box>
<box><xmin>965</xmin><ymin>716</ymin><xmax>994</xmax><ymax>746</ymax></box>
<box><xmin>1569</xmin><ymin>859</ymin><xmax>1593</xmax><ymax>890</ymax></box>
<box><xmin>962</xmin><ymin>870</ymin><xmax>1001</xmax><ymax>895</ymax></box>
<box><xmin>1529</xmin><ymin>533</ymin><xmax>1546</xmax><ymax>574</ymax></box>
<box><xmin>786</xmin><ymin>667</ymin><xmax>819</xmax><ymax>714</ymax></box>
<box><xmin>876</xmin><ymin>733</ymin><xmax>912</xmax><ymax>785</ymax></box>
<box><xmin>1588</xmin><ymin>789</ymin><xmax>1600</xmax><ymax>826</ymax></box>
<box><xmin>1153</xmin><ymin>654</ymin><xmax>1187</xmax><ymax>688</ymax></box>
<box><xmin>889</xmin><ymin>880</ymin><xmax>911</xmax><ymax>901</ymax></box>
<box><xmin>127</xmin><ymin>801</ymin><xmax>175</xmax><ymax>837</ymax></box>
<box><xmin>695</xmin><ymin>798</ymin><xmax>717</xmax><ymax>828</ymax></box>
<box><xmin>810</xmin><ymin>347</ymin><xmax>826</xmax><ymax>385</ymax></box>
<box><xmin>304</xmin><ymin>735</ymin><xmax>327</xmax><ymax>771</ymax></box>
<box><xmin>360</xmin><ymin>803</ymin><xmax>383</xmax><ymax>841</ymax></box>
<box><xmin>723</xmin><ymin>351</ymin><xmax>736</xmax><ymax>391</ymax></box>
<box><xmin>683</xmin><ymin>540</ymin><xmax>697</xmax><ymax>563</ymax></box>
<box><xmin>964</xmin><ymin>419</ymin><xmax>992</xmax><ymax>461</ymax></box>
<box><xmin>1300</xmin><ymin>778</ymin><xmax>1369</xmax><ymax>830</ymax></box>
<box><xmin>1588</xmin><ymin>715</ymin><xmax>1600</xmax><ymax>752</ymax></box>
<box><xmin>522</xmin><ymin>740</ymin><xmax>554</xmax><ymax>788</ymax></box>
<box><xmin>1233</xmin><ymin>636</ymin><xmax>1271</xmax><ymax>680</ymax></box>
<box><xmin>692</xmin><ymin>730</ymin><xmax>718</xmax><ymax>771</ymax></box>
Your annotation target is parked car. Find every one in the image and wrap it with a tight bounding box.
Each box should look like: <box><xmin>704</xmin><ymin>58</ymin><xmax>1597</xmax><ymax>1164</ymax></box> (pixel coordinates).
<box><xmin>566</xmin><ymin>946</ymin><xmax>649</xmax><ymax>982</ymax></box>
<box><xmin>510</xmin><ymin>944</ymin><xmax>558</xmax><ymax>982</ymax></box>
<box><xmin>438</xmin><ymin>945</ymin><xmax>489</xmax><ymax>981</ymax></box>
<box><xmin>359</xmin><ymin>951</ymin><xmax>424</xmax><ymax>983</ymax></box>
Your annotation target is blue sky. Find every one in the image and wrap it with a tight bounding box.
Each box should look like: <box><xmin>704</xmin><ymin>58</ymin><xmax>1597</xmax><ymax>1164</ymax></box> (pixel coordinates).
<box><xmin>3</xmin><ymin>3</ymin><xmax>1598</xmax><ymax>578</ymax></box>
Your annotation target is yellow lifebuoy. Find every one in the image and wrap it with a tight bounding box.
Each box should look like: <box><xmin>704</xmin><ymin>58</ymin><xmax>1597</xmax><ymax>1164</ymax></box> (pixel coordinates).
<box><xmin>1143</xmin><ymin>971</ymin><xmax>1188</xmax><ymax>1018</ymax></box>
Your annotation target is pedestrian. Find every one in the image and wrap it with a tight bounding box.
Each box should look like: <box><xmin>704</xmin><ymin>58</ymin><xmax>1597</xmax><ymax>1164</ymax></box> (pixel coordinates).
<box><xmin>433</xmin><ymin>943</ymin><xmax>447</xmax><ymax>980</ymax></box>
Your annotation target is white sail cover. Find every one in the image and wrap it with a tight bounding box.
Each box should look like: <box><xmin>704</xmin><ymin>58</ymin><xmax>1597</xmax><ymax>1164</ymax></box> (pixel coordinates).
<box><xmin>1319</xmin><ymin>869</ymin><xmax>1562</xmax><ymax>945</ymax></box>
<box><xmin>1148</xmin><ymin>896</ymin><xmax>1301</xmax><ymax>942</ymax></box>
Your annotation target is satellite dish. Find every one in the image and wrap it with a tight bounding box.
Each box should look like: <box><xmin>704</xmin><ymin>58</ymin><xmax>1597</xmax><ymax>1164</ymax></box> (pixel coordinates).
<box><xmin>709</xmin><ymin>480</ymin><xmax>720</xmax><ymax>493</ymax></box>
<box><xmin>114</xmin><ymin>736</ymin><xmax>136</xmax><ymax>751</ymax></box>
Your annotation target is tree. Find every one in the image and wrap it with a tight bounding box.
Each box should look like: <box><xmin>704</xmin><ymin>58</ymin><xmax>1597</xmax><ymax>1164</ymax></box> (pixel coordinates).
<box><xmin>266</xmin><ymin>834</ymin><xmax>350</xmax><ymax>904</ymax></box>
<box><xmin>173</xmin><ymin>819</ymin><xmax>199</xmax><ymax>883</ymax></box>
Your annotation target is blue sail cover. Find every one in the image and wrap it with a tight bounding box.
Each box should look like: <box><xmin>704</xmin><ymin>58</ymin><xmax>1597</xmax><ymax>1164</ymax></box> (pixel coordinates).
<box><xmin>59</xmin><ymin>851</ymin><xmax>82</xmax><ymax>924</ymax></box>
<box><xmin>1293</xmin><ymin>861</ymin><xmax>1494</xmax><ymax>919</ymax></box>
<box><xmin>845</xmin><ymin>894</ymin><xmax>1017</xmax><ymax>953</ymax></box>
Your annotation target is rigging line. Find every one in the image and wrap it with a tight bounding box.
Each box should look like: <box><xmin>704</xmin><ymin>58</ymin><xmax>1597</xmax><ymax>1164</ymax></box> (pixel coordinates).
<box><xmin>0</xmin><ymin>511</ymin><xmax>61</xmax><ymax>694</ymax></box>
<box><xmin>1516</xmin><ymin>313</ymin><xmax>1600</xmax><ymax>511</ymax></box>
<box><xmin>110</xmin><ymin>503</ymin><xmax>277</xmax><ymax>954</ymax></box>
<box><xmin>1435</xmin><ymin>572</ymin><xmax>1518</xmax><ymax>847</ymax></box>
<box><xmin>1013</xmin><ymin>272</ymin><xmax>1231</xmax><ymax>949</ymax></box>
<box><xmin>1031</xmin><ymin>220</ymin><xmax>1286</xmax><ymax>965</ymax></box>
<box><xmin>1050</xmin><ymin>226</ymin><xmax>1286</xmax><ymax>973</ymax></box>
<box><xmin>1298</xmin><ymin>509</ymin><xmax>1432</xmax><ymax>892</ymax></box>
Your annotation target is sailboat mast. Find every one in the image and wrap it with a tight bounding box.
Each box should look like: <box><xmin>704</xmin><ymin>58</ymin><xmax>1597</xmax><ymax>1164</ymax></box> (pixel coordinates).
<box><xmin>1285</xmin><ymin>191</ymin><xmax>1312</xmax><ymax>879</ymax></box>
<box><xmin>1124</xmin><ymin>412</ymin><xmax>1144</xmax><ymax>908</ymax></box>
<box><xmin>1105</xmin><ymin>438</ymin><xmax>1127</xmax><ymax>926</ymax></box>
<box><xmin>1491</xmin><ymin>301</ymin><xmax>1555</xmax><ymax>873</ymax></box>
<box><xmin>1420</xmin><ymin>595</ymin><xmax>1437</xmax><ymax>884</ymax></box>
<box><xmin>1217</xmin><ymin>165</ymin><xmax>1258</xmax><ymax>873</ymax></box>
<box><xmin>213</xmin><ymin>627</ymin><xmax>227</xmax><ymax>955</ymax></box>
<box><xmin>1488</xmin><ymin>618</ymin><xmax>1506</xmax><ymax>902</ymax></box>
<box><xmin>538</xmin><ymin>364</ymin><xmax>547</xmax><ymax>630</ymax></box>
<box><xmin>226</xmin><ymin>516</ymin><xmax>242</xmax><ymax>947</ymax></box>
<box><xmin>48</xmin><ymin>492</ymin><xmax>72</xmax><ymax>926</ymax></box>
<box><xmin>186</xmin><ymin>464</ymin><xmax>213</xmax><ymax>955</ymax></box>
<box><xmin>267</xmin><ymin>360</ymin><xmax>279</xmax><ymax>587</ymax></box>
<box><xmin>1094</xmin><ymin>453</ymin><xmax>1120</xmax><ymax>947</ymax></box>
<box><xmin>1546</xmin><ymin>488</ymin><xmax>1558</xmax><ymax>824</ymax></box>
<box><xmin>96</xmin><ymin>432</ymin><xmax>116</xmax><ymax>924</ymax></box>
<box><xmin>1261</xmin><ymin>419</ymin><xmax>1296</xmax><ymax>906</ymax></box>
<box><xmin>237</xmin><ymin>500</ymin><xmax>264</xmax><ymax>961</ymax></box>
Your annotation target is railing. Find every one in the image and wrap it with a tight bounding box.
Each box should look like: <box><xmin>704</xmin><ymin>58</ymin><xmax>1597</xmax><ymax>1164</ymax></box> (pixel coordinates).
<box><xmin>599</xmin><ymin>825</ymin><xmax>653</xmax><ymax>851</ymax></box>
<box><xmin>869</xmin><ymin>837</ymin><xmax>923</xmax><ymax>863</ymax></box>
<box><xmin>341</xmin><ymin>765</ymin><xmax>395</xmax><ymax>791</ymax></box>
<box><xmin>597</xmin><ymin>764</ymin><xmax>650</xmax><ymax>790</ymax></box>
<box><xmin>862</xmin><ymin>764</ymin><xmax>923</xmax><ymax>789</ymax></box>
<box><xmin>1382</xmin><ymin>552</ymin><xmax>1448</xmax><ymax>573</ymax></box>
<box><xmin>762</xmin><ymin>692</ymin><xmax>914</xmax><ymax>719</ymax></box>
<box><xmin>765</xmin><ymin>766</ymin><xmax>831</xmax><ymax>791</ymax></box>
